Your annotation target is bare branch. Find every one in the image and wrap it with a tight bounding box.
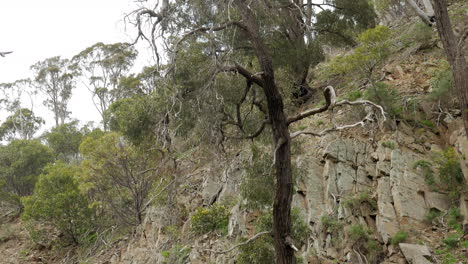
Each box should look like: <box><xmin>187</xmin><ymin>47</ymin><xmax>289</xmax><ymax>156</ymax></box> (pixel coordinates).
<box><xmin>219</xmin><ymin>63</ymin><xmax>265</xmax><ymax>88</ymax></box>
<box><xmin>287</xmin><ymin>86</ymin><xmax>336</xmax><ymax>125</ymax></box>
<box><xmin>290</xmin><ymin>98</ymin><xmax>386</xmax><ymax>139</ymax></box>
<box><xmin>203</xmin><ymin>231</ymin><xmax>271</xmax><ymax>254</ymax></box>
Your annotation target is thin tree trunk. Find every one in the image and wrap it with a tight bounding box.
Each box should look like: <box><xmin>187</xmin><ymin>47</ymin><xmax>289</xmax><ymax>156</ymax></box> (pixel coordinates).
<box><xmin>234</xmin><ymin>1</ymin><xmax>295</xmax><ymax>263</ymax></box>
<box><xmin>432</xmin><ymin>0</ymin><xmax>468</xmax><ymax>136</ymax></box>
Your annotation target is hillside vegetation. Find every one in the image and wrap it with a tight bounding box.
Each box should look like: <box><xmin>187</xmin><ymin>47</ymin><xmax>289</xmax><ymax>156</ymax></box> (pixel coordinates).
<box><xmin>1</xmin><ymin>0</ymin><xmax>467</xmax><ymax>264</ymax></box>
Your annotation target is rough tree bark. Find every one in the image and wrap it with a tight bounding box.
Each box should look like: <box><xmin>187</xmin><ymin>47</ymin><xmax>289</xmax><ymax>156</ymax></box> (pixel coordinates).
<box><xmin>432</xmin><ymin>0</ymin><xmax>468</xmax><ymax>136</ymax></box>
<box><xmin>234</xmin><ymin>1</ymin><xmax>295</xmax><ymax>263</ymax></box>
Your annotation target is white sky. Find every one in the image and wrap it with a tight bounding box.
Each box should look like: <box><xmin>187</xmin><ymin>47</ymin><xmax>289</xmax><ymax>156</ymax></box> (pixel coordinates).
<box><xmin>0</xmin><ymin>0</ymin><xmax>152</xmax><ymax>132</ymax></box>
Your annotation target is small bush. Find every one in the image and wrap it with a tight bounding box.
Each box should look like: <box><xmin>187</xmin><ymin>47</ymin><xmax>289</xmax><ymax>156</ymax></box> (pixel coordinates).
<box><xmin>345</xmin><ymin>90</ymin><xmax>363</xmax><ymax>101</ymax></box>
<box><xmin>429</xmin><ymin>60</ymin><xmax>453</xmax><ymax>105</ymax></box>
<box><xmin>412</xmin><ymin>22</ymin><xmax>433</xmax><ymax>46</ymax></box>
<box><xmin>420</xmin><ymin>120</ymin><xmax>435</xmax><ymax>129</ymax></box>
<box><xmin>447</xmin><ymin>208</ymin><xmax>463</xmax><ymax>232</ymax></box>
<box><xmin>191</xmin><ymin>204</ymin><xmax>230</xmax><ymax>235</ymax></box>
<box><xmin>237</xmin><ymin>236</ymin><xmax>275</xmax><ymax>264</ymax></box>
<box><xmin>414</xmin><ymin>160</ymin><xmax>436</xmax><ymax>186</ymax></box>
<box><xmin>381</xmin><ymin>141</ymin><xmax>396</xmax><ymax>149</ymax></box>
<box><xmin>348</xmin><ymin>224</ymin><xmax>369</xmax><ymax>242</ymax></box>
<box><xmin>21</xmin><ymin>163</ymin><xmax>94</xmax><ymax>245</ymax></box>
<box><xmin>240</xmin><ymin>144</ymin><xmax>275</xmax><ymax>209</ymax></box>
<box><xmin>435</xmin><ymin>148</ymin><xmax>464</xmax><ymax>198</ymax></box>
<box><xmin>365</xmin><ymin>82</ymin><xmax>402</xmax><ymax>118</ymax></box>
<box><xmin>442</xmin><ymin>235</ymin><xmax>460</xmax><ymax>249</ymax></box>
<box><xmin>343</xmin><ymin>191</ymin><xmax>378</xmax><ymax>210</ymax></box>
<box><xmin>161</xmin><ymin>244</ymin><xmax>191</xmax><ymax>264</ymax></box>
<box><xmin>321</xmin><ymin>215</ymin><xmax>344</xmax><ymax>233</ymax></box>
<box><xmin>425</xmin><ymin>208</ymin><xmax>442</xmax><ymax>223</ymax></box>
<box><xmin>390</xmin><ymin>231</ymin><xmax>408</xmax><ymax>245</ymax></box>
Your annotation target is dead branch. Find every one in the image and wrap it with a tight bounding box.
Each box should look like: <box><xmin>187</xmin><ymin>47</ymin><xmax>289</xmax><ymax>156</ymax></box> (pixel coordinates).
<box><xmin>287</xmin><ymin>86</ymin><xmax>336</xmax><ymax>124</ymax></box>
<box><xmin>203</xmin><ymin>231</ymin><xmax>271</xmax><ymax>254</ymax></box>
<box><xmin>290</xmin><ymin>86</ymin><xmax>386</xmax><ymax>139</ymax></box>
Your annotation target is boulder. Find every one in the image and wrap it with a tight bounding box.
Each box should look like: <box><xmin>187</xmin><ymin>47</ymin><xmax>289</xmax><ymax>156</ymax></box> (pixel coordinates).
<box><xmin>399</xmin><ymin>243</ymin><xmax>433</xmax><ymax>264</ymax></box>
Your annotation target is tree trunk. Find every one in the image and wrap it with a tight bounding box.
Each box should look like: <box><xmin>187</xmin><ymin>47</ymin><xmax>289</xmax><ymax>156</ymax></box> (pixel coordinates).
<box><xmin>235</xmin><ymin>1</ymin><xmax>295</xmax><ymax>263</ymax></box>
<box><xmin>432</xmin><ymin>0</ymin><xmax>468</xmax><ymax>136</ymax></box>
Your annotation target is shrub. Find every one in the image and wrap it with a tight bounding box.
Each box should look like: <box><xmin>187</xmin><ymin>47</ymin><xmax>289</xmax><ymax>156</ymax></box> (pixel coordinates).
<box><xmin>343</xmin><ymin>191</ymin><xmax>378</xmax><ymax>210</ymax></box>
<box><xmin>240</xmin><ymin>144</ymin><xmax>275</xmax><ymax>209</ymax></box>
<box><xmin>442</xmin><ymin>235</ymin><xmax>460</xmax><ymax>248</ymax></box>
<box><xmin>447</xmin><ymin>208</ymin><xmax>463</xmax><ymax>232</ymax></box>
<box><xmin>381</xmin><ymin>141</ymin><xmax>396</xmax><ymax>149</ymax></box>
<box><xmin>425</xmin><ymin>208</ymin><xmax>442</xmax><ymax>223</ymax></box>
<box><xmin>429</xmin><ymin>60</ymin><xmax>453</xmax><ymax>105</ymax></box>
<box><xmin>321</xmin><ymin>215</ymin><xmax>344</xmax><ymax>233</ymax></box>
<box><xmin>365</xmin><ymin>82</ymin><xmax>402</xmax><ymax>118</ymax></box>
<box><xmin>256</xmin><ymin>208</ymin><xmax>310</xmax><ymax>244</ymax></box>
<box><xmin>161</xmin><ymin>244</ymin><xmax>191</xmax><ymax>264</ymax></box>
<box><xmin>348</xmin><ymin>224</ymin><xmax>369</xmax><ymax>242</ymax></box>
<box><xmin>414</xmin><ymin>160</ymin><xmax>436</xmax><ymax>186</ymax></box>
<box><xmin>345</xmin><ymin>90</ymin><xmax>363</xmax><ymax>101</ymax></box>
<box><xmin>191</xmin><ymin>204</ymin><xmax>230</xmax><ymax>235</ymax></box>
<box><xmin>390</xmin><ymin>231</ymin><xmax>408</xmax><ymax>245</ymax></box>
<box><xmin>435</xmin><ymin>148</ymin><xmax>464</xmax><ymax>198</ymax></box>
<box><xmin>21</xmin><ymin>163</ymin><xmax>94</xmax><ymax>245</ymax></box>
<box><xmin>237</xmin><ymin>236</ymin><xmax>275</xmax><ymax>264</ymax></box>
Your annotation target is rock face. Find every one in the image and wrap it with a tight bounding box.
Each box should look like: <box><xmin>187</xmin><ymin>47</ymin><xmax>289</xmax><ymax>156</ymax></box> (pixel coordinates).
<box><xmin>109</xmin><ymin>129</ymin><xmax>467</xmax><ymax>264</ymax></box>
<box><xmin>399</xmin><ymin>243</ymin><xmax>433</xmax><ymax>264</ymax></box>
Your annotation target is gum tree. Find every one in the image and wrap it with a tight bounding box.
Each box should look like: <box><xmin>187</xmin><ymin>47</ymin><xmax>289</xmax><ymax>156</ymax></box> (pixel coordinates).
<box><xmin>129</xmin><ymin>1</ymin><xmax>385</xmax><ymax>263</ymax></box>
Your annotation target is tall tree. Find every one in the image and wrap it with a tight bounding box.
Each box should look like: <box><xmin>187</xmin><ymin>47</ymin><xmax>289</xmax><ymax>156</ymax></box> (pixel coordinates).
<box><xmin>72</xmin><ymin>42</ymin><xmax>138</xmax><ymax>130</ymax></box>
<box><xmin>130</xmin><ymin>1</ymin><xmax>385</xmax><ymax>263</ymax></box>
<box><xmin>432</xmin><ymin>0</ymin><xmax>468</xmax><ymax>136</ymax></box>
<box><xmin>403</xmin><ymin>0</ymin><xmax>468</xmax><ymax>135</ymax></box>
<box><xmin>31</xmin><ymin>56</ymin><xmax>77</xmax><ymax>127</ymax></box>
<box><xmin>0</xmin><ymin>108</ymin><xmax>44</xmax><ymax>141</ymax></box>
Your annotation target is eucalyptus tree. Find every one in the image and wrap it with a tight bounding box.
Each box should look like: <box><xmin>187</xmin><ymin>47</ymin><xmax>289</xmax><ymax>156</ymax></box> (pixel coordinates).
<box><xmin>0</xmin><ymin>80</ymin><xmax>43</xmax><ymax>141</ymax></box>
<box><xmin>401</xmin><ymin>0</ymin><xmax>468</xmax><ymax>135</ymax></box>
<box><xmin>31</xmin><ymin>56</ymin><xmax>78</xmax><ymax>127</ymax></box>
<box><xmin>129</xmin><ymin>1</ymin><xmax>384</xmax><ymax>263</ymax></box>
<box><xmin>0</xmin><ymin>108</ymin><xmax>44</xmax><ymax>141</ymax></box>
<box><xmin>72</xmin><ymin>42</ymin><xmax>138</xmax><ymax>130</ymax></box>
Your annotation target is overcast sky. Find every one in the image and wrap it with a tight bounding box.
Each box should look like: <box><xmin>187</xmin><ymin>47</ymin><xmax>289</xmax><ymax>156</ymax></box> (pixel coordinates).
<box><xmin>0</xmin><ymin>0</ymin><xmax>150</xmax><ymax>131</ymax></box>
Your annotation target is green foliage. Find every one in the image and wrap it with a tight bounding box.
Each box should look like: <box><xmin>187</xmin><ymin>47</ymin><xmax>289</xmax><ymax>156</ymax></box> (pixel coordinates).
<box><xmin>434</xmin><ymin>148</ymin><xmax>464</xmax><ymax>199</ymax></box>
<box><xmin>327</xmin><ymin>26</ymin><xmax>392</xmax><ymax>77</ymax></box>
<box><xmin>240</xmin><ymin>144</ymin><xmax>275</xmax><ymax>210</ymax></box>
<box><xmin>237</xmin><ymin>235</ymin><xmax>275</xmax><ymax>264</ymax></box>
<box><xmin>21</xmin><ymin>163</ymin><xmax>93</xmax><ymax>245</ymax></box>
<box><xmin>348</xmin><ymin>224</ymin><xmax>369</xmax><ymax>242</ymax></box>
<box><xmin>447</xmin><ymin>208</ymin><xmax>463</xmax><ymax>232</ymax></box>
<box><xmin>43</xmin><ymin>121</ymin><xmax>84</xmax><ymax>162</ymax></box>
<box><xmin>390</xmin><ymin>231</ymin><xmax>408</xmax><ymax>245</ymax></box>
<box><xmin>411</xmin><ymin>22</ymin><xmax>433</xmax><ymax>46</ymax></box>
<box><xmin>381</xmin><ymin>141</ymin><xmax>396</xmax><ymax>149</ymax></box>
<box><xmin>425</xmin><ymin>208</ymin><xmax>442</xmax><ymax>223</ymax></box>
<box><xmin>321</xmin><ymin>215</ymin><xmax>344</xmax><ymax>233</ymax></box>
<box><xmin>419</xmin><ymin>120</ymin><xmax>435</xmax><ymax>129</ymax></box>
<box><xmin>255</xmin><ymin>208</ymin><xmax>310</xmax><ymax>245</ymax></box>
<box><xmin>0</xmin><ymin>108</ymin><xmax>44</xmax><ymax>141</ymax></box>
<box><xmin>344</xmin><ymin>90</ymin><xmax>363</xmax><ymax>101</ymax></box>
<box><xmin>429</xmin><ymin>60</ymin><xmax>453</xmax><ymax>105</ymax></box>
<box><xmin>191</xmin><ymin>204</ymin><xmax>230</xmax><ymax>235</ymax></box>
<box><xmin>80</xmin><ymin>132</ymin><xmax>167</xmax><ymax>226</ymax></box>
<box><xmin>365</xmin><ymin>82</ymin><xmax>402</xmax><ymax>118</ymax></box>
<box><xmin>0</xmin><ymin>140</ymin><xmax>54</xmax><ymax>208</ymax></box>
<box><xmin>106</xmin><ymin>92</ymin><xmax>172</xmax><ymax>146</ymax></box>
<box><xmin>343</xmin><ymin>191</ymin><xmax>377</xmax><ymax>211</ymax></box>
<box><xmin>238</xmin><ymin>208</ymin><xmax>310</xmax><ymax>263</ymax></box>
<box><xmin>414</xmin><ymin>160</ymin><xmax>436</xmax><ymax>186</ymax></box>
<box><xmin>161</xmin><ymin>244</ymin><xmax>191</xmax><ymax>264</ymax></box>
<box><xmin>0</xmin><ymin>223</ymin><xmax>14</xmax><ymax>243</ymax></box>
<box><xmin>442</xmin><ymin>235</ymin><xmax>460</xmax><ymax>248</ymax></box>
<box><xmin>315</xmin><ymin>0</ymin><xmax>377</xmax><ymax>47</ymax></box>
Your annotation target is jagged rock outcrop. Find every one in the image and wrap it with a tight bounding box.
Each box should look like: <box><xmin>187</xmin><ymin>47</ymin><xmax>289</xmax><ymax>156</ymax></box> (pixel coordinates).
<box><xmin>110</xmin><ymin>126</ymin><xmax>466</xmax><ymax>264</ymax></box>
